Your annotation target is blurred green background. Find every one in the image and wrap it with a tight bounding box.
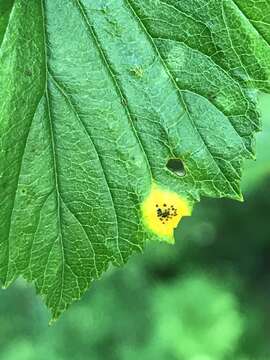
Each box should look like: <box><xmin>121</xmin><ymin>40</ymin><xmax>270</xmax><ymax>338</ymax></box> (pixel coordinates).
<box><xmin>0</xmin><ymin>94</ymin><xmax>269</xmax><ymax>360</ymax></box>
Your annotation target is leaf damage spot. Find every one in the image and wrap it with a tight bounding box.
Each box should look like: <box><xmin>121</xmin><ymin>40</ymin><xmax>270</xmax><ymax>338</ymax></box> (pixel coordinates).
<box><xmin>130</xmin><ymin>65</ymin><xmax>144</xmax><ymax>78</ymax></box>
<box><xmin>166</xmin><ymin>158</ymin><xmax>186</xmax><ymax>177</ymax></box>
<box><xmin>141</xmin><ymin>183</ymin><xmax>192</xmax><ymax>243</ymax></box>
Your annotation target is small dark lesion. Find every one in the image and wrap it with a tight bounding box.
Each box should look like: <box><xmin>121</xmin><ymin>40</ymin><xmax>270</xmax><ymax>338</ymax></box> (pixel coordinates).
<box><xmin>156</xmin><ymin>203</ymin><xmax>178</xmax><ymax>224</ymax></box>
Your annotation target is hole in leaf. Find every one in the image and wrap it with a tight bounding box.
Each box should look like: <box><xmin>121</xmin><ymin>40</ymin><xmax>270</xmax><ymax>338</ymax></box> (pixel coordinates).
<box><xmin>166</xmin><ymin>159</ymin><xmax>186</xmax><ymax>177</ymax></box>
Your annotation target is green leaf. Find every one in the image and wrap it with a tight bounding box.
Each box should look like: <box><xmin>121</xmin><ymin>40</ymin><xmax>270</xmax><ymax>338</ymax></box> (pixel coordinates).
<box><xmin>242</xmin><ymin>94</ymin><xmax>270</xmax><ymax>192</ymax></box>
<box><xmin>0</xmin><ymin>0</ymin><xmax>269</xmax><ymax>318</ymax></box>
<box><xmin>0</xmin><ymin>0</ymin><xmax>14</xmax><ymax>45</ymax></box>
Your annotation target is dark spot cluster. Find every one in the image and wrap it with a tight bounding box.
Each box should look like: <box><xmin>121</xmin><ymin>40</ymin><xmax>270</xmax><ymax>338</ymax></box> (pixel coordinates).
<box><xmin>155</xmin><ymin>203</ymin><xmax>178</xmax><ymax>224</ymax></box>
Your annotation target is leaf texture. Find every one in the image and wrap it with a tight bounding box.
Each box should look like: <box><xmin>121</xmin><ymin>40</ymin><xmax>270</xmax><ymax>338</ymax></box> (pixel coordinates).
<box><xmin>0</xmin><ymin>0</ymin><xmax>269</xmax><ymax>318</ymax></box>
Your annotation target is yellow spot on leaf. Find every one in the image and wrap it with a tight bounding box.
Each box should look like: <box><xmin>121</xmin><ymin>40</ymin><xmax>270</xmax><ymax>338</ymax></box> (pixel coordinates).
<box><xmin>141</xmin><ymin>184</ymin><xmax>192</xmax><ymax>243</ymax></box>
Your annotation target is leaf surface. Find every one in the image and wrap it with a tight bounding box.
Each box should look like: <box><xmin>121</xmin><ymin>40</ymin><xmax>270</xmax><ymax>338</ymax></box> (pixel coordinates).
<box><xmin>0</xmin><ymin>0</ymin><xmax>269</xmax><ymax>318</ymax></box>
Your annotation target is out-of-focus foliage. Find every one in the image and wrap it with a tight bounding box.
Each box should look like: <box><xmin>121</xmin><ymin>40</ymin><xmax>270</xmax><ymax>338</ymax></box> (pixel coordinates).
<box><xmin>0</xmin><ymin>94</ymin><xmax>269</xmax><ymax>359</ymax></box>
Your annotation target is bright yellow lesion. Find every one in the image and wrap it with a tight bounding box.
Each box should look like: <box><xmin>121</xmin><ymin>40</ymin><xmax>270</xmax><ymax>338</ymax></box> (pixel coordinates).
<box><xmin>141</xmin><ymin>183</ymin><xmax>192</xmax><ymax>243</ymax></box>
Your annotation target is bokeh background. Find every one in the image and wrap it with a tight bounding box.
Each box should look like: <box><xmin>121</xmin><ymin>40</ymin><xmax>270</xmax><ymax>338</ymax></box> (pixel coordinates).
<box><xmin>0</xmin><ymin>94</ymin><xmax>269</xmax><ymax>360</ymax></box>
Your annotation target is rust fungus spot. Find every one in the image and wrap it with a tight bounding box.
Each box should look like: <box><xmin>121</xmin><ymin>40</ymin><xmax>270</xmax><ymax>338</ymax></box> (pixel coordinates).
<box><xmin>141</xmin><ymin>183</ymin><xmax>192</xmax><ymax>243</ymax></box>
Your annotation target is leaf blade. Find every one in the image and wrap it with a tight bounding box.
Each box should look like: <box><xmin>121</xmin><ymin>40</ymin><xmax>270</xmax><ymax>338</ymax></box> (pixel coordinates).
<box><xmin>0</xmin><ymin>0</ymin><xmax>269</xmax><ymax>318</ymax></box>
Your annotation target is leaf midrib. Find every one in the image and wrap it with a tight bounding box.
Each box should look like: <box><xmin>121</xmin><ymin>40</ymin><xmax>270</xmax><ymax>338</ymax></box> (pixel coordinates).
<box><xmin>41</xmin><ymin>0</ymin><xmax>65</xmax><ymax>312</ymax></box>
